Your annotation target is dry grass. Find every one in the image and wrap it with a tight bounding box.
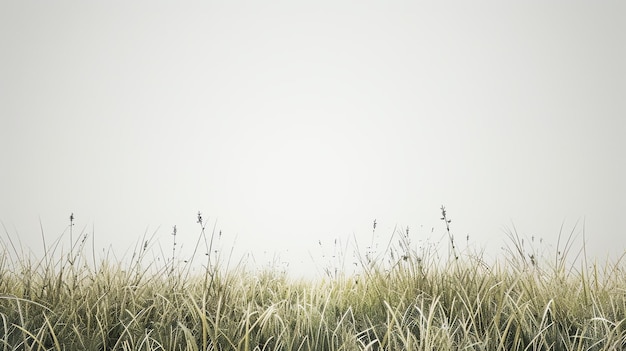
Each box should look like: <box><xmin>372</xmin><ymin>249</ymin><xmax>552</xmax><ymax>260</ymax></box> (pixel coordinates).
<box><xmin>0</xmin><ymin>212</ymin><xmax>624</xmax><ymax>350</ymax></box>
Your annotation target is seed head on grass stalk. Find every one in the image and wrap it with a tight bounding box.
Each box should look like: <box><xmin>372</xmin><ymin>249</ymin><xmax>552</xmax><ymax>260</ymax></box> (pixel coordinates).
<box><xmin>195</xmin><ymin>210</ymin><xmax>218</xmax><ymax>291</ymax></box>
<box><xmin>69</xmin><ymin>212</ymin><xmax>74</xmax><ymax>244</ymax></box>
<box><xmin>68</xmin><ymin>212</ymin><xmax>75</xmax><ymax>265</ymax></box>
<box><xmin>366</xmin><ymin>219</ymin><xmax>377</xmax><ymax>266</ymax></box>
<box><xmin>440</xmin><ymin>205</ymin><xmax>458</xmax><ymax>260</ymax></box>
<box><xmin>170</xmin><ymin>225</ymin><xmax>177</xmax><ymax>275</ymax></box>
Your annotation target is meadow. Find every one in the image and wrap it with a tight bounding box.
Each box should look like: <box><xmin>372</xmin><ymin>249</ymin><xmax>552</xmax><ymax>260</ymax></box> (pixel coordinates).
<box><xmin>0</xmin><ymin>209</ymin><xmax>624</xmax><ymax>350</ymax></box>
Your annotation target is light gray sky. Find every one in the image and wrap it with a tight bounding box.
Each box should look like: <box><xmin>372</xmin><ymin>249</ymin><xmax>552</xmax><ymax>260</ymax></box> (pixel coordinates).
<box><xmin>1</xmin><ymin>1</ymin><xmax>625</xmax><ymax>277</ymax></box>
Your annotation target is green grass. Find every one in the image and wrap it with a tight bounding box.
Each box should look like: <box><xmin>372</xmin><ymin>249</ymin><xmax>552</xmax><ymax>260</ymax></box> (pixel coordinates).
<box><xmin>0</xmin><ymin>212</ymin><xmax>624</xmax><ymax>350</ymax></box>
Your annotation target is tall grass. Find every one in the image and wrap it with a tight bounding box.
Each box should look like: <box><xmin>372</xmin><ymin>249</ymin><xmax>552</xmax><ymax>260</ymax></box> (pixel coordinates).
<box><xmin>0</xmin><ymin>211</ymin><xmax>624</xmax><ymax>350</ymax></box>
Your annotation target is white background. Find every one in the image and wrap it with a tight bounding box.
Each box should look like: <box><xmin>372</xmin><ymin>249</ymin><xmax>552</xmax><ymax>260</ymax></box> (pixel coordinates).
<box><xmin>1</xmin><ymin>1</ymin><xmax>624</xmax><ymax>277</ymax></box>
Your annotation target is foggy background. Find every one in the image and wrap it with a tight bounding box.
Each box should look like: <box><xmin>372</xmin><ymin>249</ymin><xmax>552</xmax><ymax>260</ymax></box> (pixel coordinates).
<box><xmin>1</xmin><ymin>1</ymin><xmax>624</xmax><ymax>278</ymax></box>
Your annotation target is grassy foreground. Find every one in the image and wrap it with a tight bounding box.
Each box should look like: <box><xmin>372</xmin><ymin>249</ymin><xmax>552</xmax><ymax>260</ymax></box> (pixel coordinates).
<box><xmin>0</xmin><ymin>216</ymin><xmax>625</xmax><ymax>350</ymax></box>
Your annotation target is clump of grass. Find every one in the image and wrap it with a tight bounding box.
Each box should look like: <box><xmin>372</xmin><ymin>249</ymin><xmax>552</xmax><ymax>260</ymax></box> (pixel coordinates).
<box><xmin>0</xmin><ymin>210</ymin><xmax>624</xmax><ymax>350</ymax></box>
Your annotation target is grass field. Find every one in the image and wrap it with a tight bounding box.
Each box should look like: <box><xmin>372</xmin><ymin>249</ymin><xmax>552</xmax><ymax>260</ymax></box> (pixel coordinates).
<box><xmin>1</xmin><ymin>211</ymin><xmax>624</xmax><ymax>350</ymax></box>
